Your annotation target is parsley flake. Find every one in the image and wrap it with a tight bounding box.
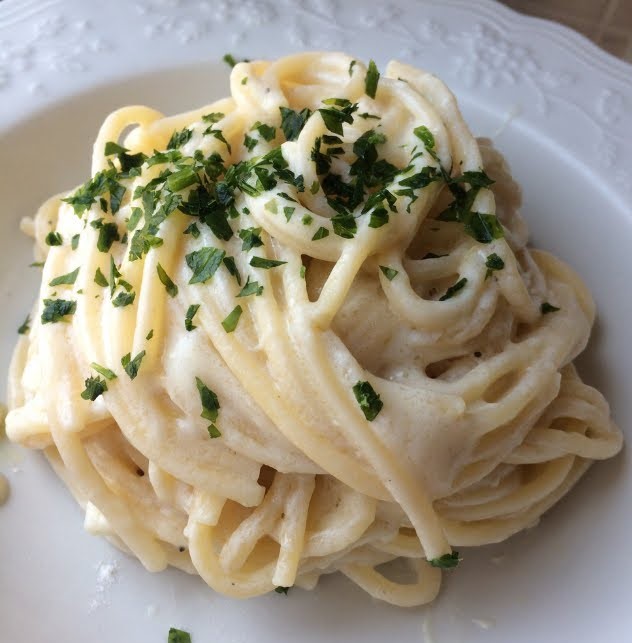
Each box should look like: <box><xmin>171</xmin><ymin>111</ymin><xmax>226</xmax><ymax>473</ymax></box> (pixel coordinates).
<box><xmin>112</xmin><ymin>291</ymin><xmax>135</xmax><ymax>307</ymax></box>
<box><xmin>312</xmin><ymin>226</ymin><xmax>329</xmax><ymax>241</ymax></box>
<box><xmin>439</xmin><ymin>277</ymin><xmax>467</xmax><ymax>301</ymax></box>
<box><xmin>236</xmin><ymin>276</ymin><xmax>263</xmax><ymax>298</ymax></box>
<box><xmin>379</xmin><ymin>266</ymin><xmax>398</xmax><ymax>281</ymax></box>
<box><xmin>196</xmin><ymin>376</ymin><xmax>220</xmax><ymax>423</ymax></box>
<box><xmin>121</xmin><ymin>350</ymin><xmax>146</xmax><ymax>380</ymax></box>
<box><xmin>81</xmin><ymin>376</ymin><xmax>108</xmax><ymax>401</ymax></box>
<box><xmin>485</xmin><ymin>253</ymin><xmax>505</xmax><ymax>279</ymax></box>
<box><xmin>94</xmin><ymin>268</ymin><xmax>108</xmax><ymax>287</ymax></box>
<box><xmin>221</xmin><ymin>305</ymin><xmax>243</xmax><ymax>333</ymax></box>
<box><xmin>239</xmin><ymin>227</ymin><xmax>264</xmax><ymax>251</ymax></box>
<box><xmin>275</xmin><ymin>586</ymin><xmax>290</xmax><ymax>595</ymax></box>
<box><xmin>167</xmin><ymin>128</ymin><xmax>193</xmax><ymax>150</ymax></box>
<box><xmin>41</xmin><ymin>298</ymin><xmax>76</xmax><ymax>324</ymax></box>
<box><xmin>279</xmin><ymin>106</ymin><xmax>312</xmax><ymax>142</ymax></box>
<box><xmin>45</xmin><ymin>231</ymin><xmax>63</xmax><ymax>246</ymax></box>
<box><xmin>168</xmin><ymin>627</ymin><xmax>192</xmax><ymax>643</ymax></box>
<box><xmin>223</xmin><ymin>256</ymin><xmax>242</xmax><ymax>285</ymax></box>
<box><xmin>157</xmin><ymin>263</ymin><xmax>178</xmax><ymax>297</ymax></box>
<box><xmin>186</xmin><ymin>247</ymin><xmax>226</xmax><ymax>284</ymax></box>
<box><xmin>17</xmin><ymin>315</ymin><xmax>30</xmax><ymax>335</ymax></box>
<box><xmin>352</xmin><ymin>381</ymin><xmax>383</xmax><ymax>421</ymax></box>
<box><xmin>249</xmin><ymin>256</ymin><xmax>287</xmax><ymax>269</ymax></box>
<box><xmin>364</xmin><ymin>60</ymin><xmax>380</xmax><ymax>99</ymax></box>
<box><xmin>185</xmin><ymin>304</ymin><xmax>200</xmax><ymax>331</ymax></box>
<box><xmin>429</xmin><ymin>552</ymin><xmax>461</xmax><ymax>569</ymax></box>
<box><xmin>541</xmin><ymin>302</ymin><xmax>560</xmax><ymax>314</ymax></box>
<box><xmin>49</xmin><ymin>267</ymin><xmax>79</xmax><ymax>287</ymax></box>
<box><xmin>90</xmin><ymin>363</ymin><xmax>117</xmax><ymax>380</ymax></box>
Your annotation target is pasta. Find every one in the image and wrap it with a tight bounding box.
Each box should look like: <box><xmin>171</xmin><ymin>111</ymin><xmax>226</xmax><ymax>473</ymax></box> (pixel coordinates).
<box><xmin>6</xmin><ymin>52</ymin><xmax>623</xmax><ymax>607</ymax></box>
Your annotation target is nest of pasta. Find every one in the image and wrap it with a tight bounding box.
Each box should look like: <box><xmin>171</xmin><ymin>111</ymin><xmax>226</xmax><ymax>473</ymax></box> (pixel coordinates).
<box><xmin>6</xmin><ymin>53</ymin><xmax>622</xmax><ymax>606</ymax></box>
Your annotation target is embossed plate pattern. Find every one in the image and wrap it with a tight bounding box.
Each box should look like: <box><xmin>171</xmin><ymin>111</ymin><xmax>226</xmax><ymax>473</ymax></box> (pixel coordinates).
<box><xmin>0</xmin><ymin>1</ymin><xmax>631</xmax><ymax>642</ymax></box>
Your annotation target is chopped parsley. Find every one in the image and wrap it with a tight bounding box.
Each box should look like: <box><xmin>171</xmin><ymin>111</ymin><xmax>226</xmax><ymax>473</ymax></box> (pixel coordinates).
<box><xmin>238</xmin><ymin>227</ymin><xmax>264</xmax><ymax>251</ymax></box>
<box><xmin>353</xmin><ymin>381</ymin><xmax>383</xmax><ymax>421</ymax></box>
<box><xmin>348</xmin><ymin>60</ymin><xmax>357</xmax><ymax>76</ymax></box>
<box><xmin>204</xmin><ymin>128</ymin><xmax>232</xmax><ymax>153</ymax></box>
<box><xmin>112</xmin><ymin>291</ymin><xmax>135</xmax><ymax>307</ymax></box>
<box><xmin>223</xmin><ymin>256</ymin><xmax>242</xmax><ymax>285</ymax></box>
<box><xmin>168</xmin><ymin>628</ymin><xmax>192</xmax><ymax>643</ymax></box>
<box><xmin>127</xmin><ymin>207</ymin><xmax>143</xmax><ymax>231</ymax></box>
<box><xmin>62</xmin><ymin>168</ymin><xmax>126</xmax><ymax>216</ymax></box>
<box><xmin>439</xmin><ymin>277</ymin><xmax>467</xmax><ymax>301</ymax></box>
<box><xmin>185</xmin><ymin>304</ymin><xmax>200</xmax><ymax>331</ymax></box>
<box><xmin>184</xmin><ymin>222</ymin><xmax>200</xmax><ymax>238</ymax></box>
<box><xmin>379</xmin><ymin>266</ymin><xmax>398</xmax><ymax>281</ymax></box>
<box><xmin>166</xmin><ymin>167</ymin><xmax>199</xmax><ymax>192</ymax></box>
<box><xmin>251</xmin><ymin>121</ymin><xmax>276</xmax><ymax>141</ymax></box>
<box><xmin>146</xmin><ymin>329</ymin><xmax>154</xmax><ymax>340</ymax></box>
<box><xmin>331</xmin><ymin>213</ymin><xmax>357</xmax><ymax>239</ymax></box>
<box><xmin>312</xmin><ymin>226</ymin><xmax>329</xmax><ymax>241</ymax></box>
<box><xmin>45</xmin><ymin>231</ymin><xmax>63</xmax><ymax>246</ymax></box>
<box><xmin>279</xmin><ymin>106</ymin><xmax>312</xmax><ymax>142</ymax></box>
<box><xmin>157</xmin><ymin>263</ymin><xmax>178</xmax><ymax>297</ymax></box>
<box><xmin>91</xmin><ymin>220</ymin><xmax>120</xmax><ymax>253</ymax></box>
<box><xmin>221</xmin><ymin>305</ymin><xmax>243</xmax><ymax>333</ymax></box>
<box><xmin>222</xmin><ymin>53</ymin><xmax>238</xmax><ymax>67</ymax></box>
<box><xmin>275</xmin><ymin>586</ymin><xmax>290</xmax><ymax>595</ymax></box>
<box><xmin>202</xmin><ymin>112</ymin><xmax>224</xmax><ymax>124</ymax></box>
<box><xmin>90</xmin><ymin>362</ymin><xmax>117</xmax><ymax>380</ymax></box>
<box><xmin>244</xmin><ymin>133</ymin><xmax>257</xmax><ymax>152</ymax></box>
<box><xmin>17</xmin><ymin>315</ymin><xmax>30</xmax><ymax>335</ymax></box>
<box><xmin>186</xmin><ymin>247</ymin><xmax>226</xmax><ymax>284</ymax></box>
<box><xmin>80</xmin><ymin>376</ymin><xmax>108</xmax><ymax>401</ymax></box>
<box><xmin>249</xmin><ymin>256</ymin><xmax>287</xmax><ymax>269</ymax></box>
<box><xmin>41</xmin><ymin>298</ymin><xmax>76</xmax><ymax>324</ymax></box>
<box><xmin>364</xmin><ymin>59</ymin><xmax>380</xmax><ymax>99</ymax></box>
<box><xmin>413</xmin><ymin>125</ymin><xmax>435</xmax><ymax>151</ymax></box>
<box><xmin>541</xmin><ymin>302</ymin><xmax>560</xmax><ymax>314</ymax></box>
<box><xmin>71</xmin><ymin>234</ymin><xmax>80</xmax><ymax>250</ymax></box>
<box><xmin>167</xmin><ymin>128</ymin><xmax>193</xmax><ymax>150</ymax></box>
<box><xmin>485</xmin><ymin>253</ymin><xmax>505</xmax><ymax>278</ymax></box>
<box><xmin>318</xmin><ymin>99</ymin><xmax>358</xmax><ymax>136</ymax></box>
<box><xmin>207</xmin><ymin>424</ymin><xmax>222</xmax><ymax>438</ymax></box>
<box><xmin>196</xmin><ymin>376</ymin><xmax>221</xmax><ymax>438</ymax></box>
<box><xmin>121</xmin><ymin>350</ymin><xmax>146</xmax><ymax>380</ymax></box>
<box><xmin>49</xmin><ymin>267</ymin><xmax>79</xmax><ymax>287</ymax></box>
<box><xmin>429</xmin><ymin>552</ymin><xmax>461</xmax><ymax>569</ymax></box>
<box><xmin>236</xmin><ymin>276</ymin><xmax>263</xmax><ymax>297</ymax></box>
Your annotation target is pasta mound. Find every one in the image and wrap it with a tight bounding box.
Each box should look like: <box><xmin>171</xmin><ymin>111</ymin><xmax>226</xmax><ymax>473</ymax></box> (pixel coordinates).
<box><xmin>6</xmin><ymin>53</ymin><xmax>622</xmax><ymax>606</ymax></box>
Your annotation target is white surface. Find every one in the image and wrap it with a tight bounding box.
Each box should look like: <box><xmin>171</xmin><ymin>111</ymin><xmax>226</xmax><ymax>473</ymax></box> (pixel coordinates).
<box><xmin>0</xmin><ymin>1</ymin><xmax>631</xmax><ymax>642</ymax></box>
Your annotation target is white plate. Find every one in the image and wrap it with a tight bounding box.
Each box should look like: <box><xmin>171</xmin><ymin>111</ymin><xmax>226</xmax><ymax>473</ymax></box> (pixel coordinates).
<box><xmin>1</xmin><ymin>1</ymin><xmax>631</xmax><ymax>641</ymax></box>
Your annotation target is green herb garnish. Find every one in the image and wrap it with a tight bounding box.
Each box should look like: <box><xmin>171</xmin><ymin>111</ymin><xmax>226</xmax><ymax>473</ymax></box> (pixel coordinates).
<box><xmin>485</xmin><ymin>253</ymin><xmax>505</xmax><ymax>279</ymax></box>
<box><xmin>279</xmin><ymin>106</ymin><xmax>312</xmax><ymax>141</ymax></box>
<box><xmin>196</xmin><ymin>376</ymin><xmax>220</xmax><ymax>423</ymax></box>
<box><xmin>185</xmin><ymin>304</ymin><xmax>200</xmax><ymax>331</ymax></box>
<box><xmin>41</xmin><ymin>298</ymin><xmax>76</xmax><ymax>324</ymax></box>
<box><xmin>236</xmin><ymin>276</ymin><xmax>263</xmax><ymax>297</ymax></box>
<box><xmin>541</xmin><ymin>302</ymin><xmax>560</xmax><ymax>314</ymax></box>
<box><xmin>365</xmin><ymin>59</ymin><xmax>380</xmax><ymax>99</ymax></box>
<box><xmin>439</xmin><ymin>277</ymin><xmax>467</xmax><ymax>301</ymax></box>
<box><xmin>352</xmin><ymin>380</ymin><xmax>383</xmax><ymax>421</ymax></box>
<box><xmin>312</xmin><ymin>226</ymin><xmax>329</xmax><ymax>241</ymax></box>
<box><xmin>80</xmin><ymin>376</ymin><xmax>108</xmax><ymax>401</ymax></box>
<box><xmin>167</xmin><ymin>128</ymin><xmax>193</xmax><ymax>150</ymax></box>
<box><xmin>238</xmin><ymin>227</ymin><xmax>264</xmax><ymax>251</ymax></box>
<box><xmin>221</xmin><ymin>305</ymin><xmax>243</xmax><ymax>333</ymax></box>
<box><xmin>45</xmin><ymin>231</ymin><xmax>63</xmax><ymax>246</ymax></box>
<box><xmin>186</xmin><ymin>247</ymin><xmax>226</xmax><ymax>284</ymax></box>
<box><xmin>17</xmin><ymin>315</ymin><xmax>30</xmax><ymax>335</ymax></box>
<box><xmin>49</xmin><ymin>267</ymin><xmax>79</xmax><ymax>287</ymax></box>
<box><xmin>112</xmin><ymin>291</ymin><xmax>135</xmax><ymax>307</ymax></box>
<box><xmin>429</xmin><ymin>552</ymin><xmax>461</xmax><ymax>569</ymax></box>
<box><xmin>90</xmin><ymin>363</ymin><xmax>117</xmax><ymax>380</ymax></box>
<box><xmin>249</xmin><ymin>256</ymin><xmax>287</xmax><ymax>269</ymax></box>
<box><xmin>168</xmin><ymin>627</ymin><xmax>192</xmax><ymax>643</ymax></box>
<box><xmin>157</xmin><ymin>263</ymin><xmax>178</xmax><ymax>297</ymax></box>
<box><xmin>379</xmin><ymin>266</ymin><xmax>398</xmax><ymax>281</ymax></box>
<box><xmin>121</xmin><ymin>350</ymin><xmax>146</xmax><ymax>380</ymax></box>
